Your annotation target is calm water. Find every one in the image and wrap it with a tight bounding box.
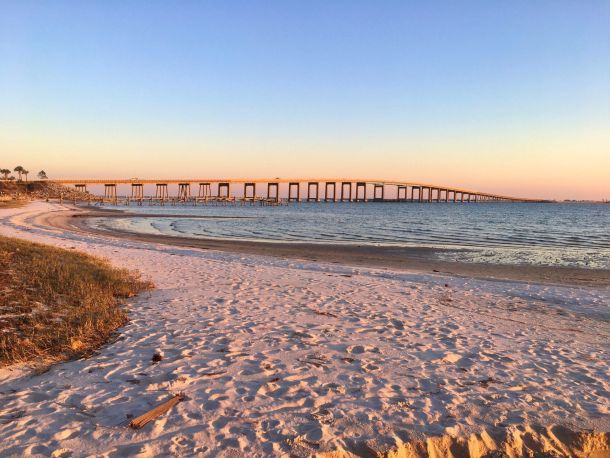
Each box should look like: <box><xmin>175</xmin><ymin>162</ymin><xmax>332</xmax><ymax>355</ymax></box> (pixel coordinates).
<box><xmin>88</xmin><ymin>202</ymin><xmax>610</xmax><ymax>269</ymax></box>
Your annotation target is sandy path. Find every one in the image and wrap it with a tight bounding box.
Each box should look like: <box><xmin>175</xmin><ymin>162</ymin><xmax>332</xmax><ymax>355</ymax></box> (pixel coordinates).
<box><xmin>0</xmin><ymin>202</ymin><xmax>608</xmax><ymax>457</ymax></box>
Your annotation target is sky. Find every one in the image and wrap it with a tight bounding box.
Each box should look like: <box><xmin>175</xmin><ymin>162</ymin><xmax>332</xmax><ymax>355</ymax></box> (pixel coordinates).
<box><xmin>1</xmin><ymin>1</ymin><xmax>609</xmax><ymax>200</ymax></box>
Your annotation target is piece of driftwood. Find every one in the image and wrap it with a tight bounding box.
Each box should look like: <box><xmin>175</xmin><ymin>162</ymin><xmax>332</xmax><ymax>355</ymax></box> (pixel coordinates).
<box><xmin>128</xmin><ymin>393</ymin><xmax>184</xmax><ymax>429</ymax></box>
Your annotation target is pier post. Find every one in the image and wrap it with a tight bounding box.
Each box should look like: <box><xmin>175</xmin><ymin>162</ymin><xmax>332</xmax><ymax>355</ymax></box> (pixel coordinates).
<box><xmin>267</xmin><ymin>182</ymin><xmax>279</xmax><ymax>202</ymax></box>
<box><xmin>355</xmin><ymin>182</ymin><xmax>367</xmax><ymax>202</ymax></box>
<box><xmin>340</xmin><ymin>182</ymin><xmax>352</xmax><ymax>202</ymax></box>
<box><xmin>218</xmin><ymin>182</ymin><xmax>230</xmax><ymax>199</ymax></box>
<box><xmin>178</xmin><ymin>183</ymin><xmax>191</xmax><ymax>202</ymax></box>
<box><xmin>288</xmin><ymin>182</ymin><xmax>300</xmax><ymax>202</ymax></box>
<box><xmin>307</xmin><ymin>182</ymin><xmax>319</xmax><ymax>202</ymax></box>
<box><xmin>75</xmin><ymin>184</ymin><xmax>87</xmax><ymax>194</ymax></box>
<box><xmin>325</xmin><ymin>182</ymin><xmax>336</xmax><ymax>202</ymax></box>
<box><xmin>244</xmin><ymin>183</ymin><xmax>256</xmax><ymax>201</ymax></box>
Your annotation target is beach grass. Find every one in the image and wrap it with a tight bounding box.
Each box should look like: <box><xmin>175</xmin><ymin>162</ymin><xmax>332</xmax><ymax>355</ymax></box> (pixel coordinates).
<box><xmin>0</xmin><ymin>236</ymin><xmax>153</xmax><ymax>367</ymax></box>
<box><xmin>0</xmin><ymin>199</ymin><xmax>27</xmax><ymax>209</ymax></box>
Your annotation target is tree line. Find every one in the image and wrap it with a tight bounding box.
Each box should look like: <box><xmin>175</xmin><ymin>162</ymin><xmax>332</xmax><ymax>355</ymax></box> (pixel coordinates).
<box><xmin>0</xmin><ymin>167</ymin><xmax>47</xmax><ymax>181</ymax></box>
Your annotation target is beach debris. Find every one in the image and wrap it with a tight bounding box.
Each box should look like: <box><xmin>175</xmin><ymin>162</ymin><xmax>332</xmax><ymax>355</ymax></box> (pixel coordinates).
<box><xmin>151</xmin><ymin>352</ymin><xmax>163</xmax><ymax>364</ymax></box>
<box><xmin>310</xmin><ymin>308</ymin><xmax>338</xmax><ymax>318</ymax></box>
<box><xmin>298</xmin><ymin>352</ymin><xmax>329</xmax><ymax>368</ymax></box>
<box><xmin>128</xmin><ymin>393</ymin><xmax>184</xmax><ymax>429</ymax></box>
<box><xmin>200</xmin><ymin>370</ymin><xmax>226</xmax><ymax>377</ymax></box>
<box><xmin>311</xmin><ymin>407</ymin><xmax>334</xmax><ymax>425</ymax></box>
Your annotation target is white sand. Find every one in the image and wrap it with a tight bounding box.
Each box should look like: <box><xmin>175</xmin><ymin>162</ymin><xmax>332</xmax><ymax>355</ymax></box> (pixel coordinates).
<box><xmin>0</xmin><ymin>202</ymin><xmax>609</xmax><ymax>457</ymax></box>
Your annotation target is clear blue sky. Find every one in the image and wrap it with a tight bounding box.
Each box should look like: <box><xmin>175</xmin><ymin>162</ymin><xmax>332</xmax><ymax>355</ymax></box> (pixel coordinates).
<box><xmin>1</xmin><ymin>1</ymin><xmax>609</xmax><ymax>199</ymax></box>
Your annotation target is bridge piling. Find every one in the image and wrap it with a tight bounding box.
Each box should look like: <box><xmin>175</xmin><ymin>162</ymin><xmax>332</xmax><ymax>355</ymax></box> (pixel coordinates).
<box><xmin>340</xmin><ymin>182</ymin><xmax>352</xmax><ymax>202</ymax></box>
<box><xmin>178</xmin><ymin>183</ymin><xmax>191</xmax><ymax>202</ymax></box>
<box><xmin>325</xmin><ymin>182</ymin><xmax>336</xmax><ymax>202</ymax></box>
<box><xmin>355</xmin><ymin>182</ymin><xmax>367</xmax><ymax>202</ymax></box>
<box><xmin>288</xmin><ymin>182</ymin><xmax>300</xmax><ymax>202</ymax></box>
<box><xmin>267</xmin><ymin>183</ymin><xmax>279</xmax><ymax>202</ymax></box>
<box><xmin>244</xmin><ymin>183</ymin><xmax>256</xmax><ymax>202</ymax></box>
<box><xmin>218</xmin><ymin>182</ymin><xmax>230</xmax><ymax>200</ymax></box>
<box><xmin>373</xmin><ymin>184</ymin><xmax>384</xmax><ymax>202</ymax></box>
<box><xmin>307</xmin><ymin>182</ymin><xmax>319</xmax><ymax>202</ymax></box>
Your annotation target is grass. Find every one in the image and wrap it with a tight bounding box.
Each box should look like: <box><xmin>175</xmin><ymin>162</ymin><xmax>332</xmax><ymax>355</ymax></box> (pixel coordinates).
<box><xmin>0</xmin><ymin>199</ymin><xmax>27</xmax><ymax>209</ymax></box>
<box><xmin>0</xmin><ymin>236</ymin><xmax>153</xmax><ymax>367</ymax></box>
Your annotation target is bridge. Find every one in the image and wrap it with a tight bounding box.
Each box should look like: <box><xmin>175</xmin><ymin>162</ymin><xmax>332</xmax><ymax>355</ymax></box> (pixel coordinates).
<box><xmin>52</xmin><ymin>178</ymin><xmax>544</xmax><ymax>204</ymax></box>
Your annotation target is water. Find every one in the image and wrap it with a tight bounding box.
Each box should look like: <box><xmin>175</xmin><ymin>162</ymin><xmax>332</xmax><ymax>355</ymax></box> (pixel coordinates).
<box><xmin>88</xmin><ymin>202</ymin><xmax>610</xmax><ymax>269</ymax></box>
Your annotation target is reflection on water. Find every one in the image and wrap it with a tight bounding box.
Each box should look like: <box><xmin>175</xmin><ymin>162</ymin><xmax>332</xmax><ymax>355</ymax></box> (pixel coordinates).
<box><xmin>88</xmin><ymin>202</ymin><xmax>610</xmax><ymax>269</ymax></box>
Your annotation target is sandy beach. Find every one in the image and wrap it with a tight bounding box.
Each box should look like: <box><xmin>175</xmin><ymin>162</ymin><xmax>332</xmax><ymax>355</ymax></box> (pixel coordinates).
<box><xmin>1</xmin><ymin>202</ymin><xmax>609</xmax><ymax>457</ymax></box>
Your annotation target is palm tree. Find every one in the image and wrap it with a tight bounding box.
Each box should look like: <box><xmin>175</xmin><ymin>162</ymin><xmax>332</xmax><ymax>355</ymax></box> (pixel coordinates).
<box><xmin>14</xmin><ymin>166</ymin><xmax>24</xmax><ymax>181</ymax></box>
<box><xmin>38</xmin><ymin>170</ymin><xmax>48</xmax><ymax>180</ymax></box>
<box><xmin>0</xmin><ymin>169</ymin><xmax>10</xmax><ymax>180</ymax></box>
<box><xmin>23</xmin><ymin>170</ymin><xmax>29</xmax><ymax>182</ymax></box>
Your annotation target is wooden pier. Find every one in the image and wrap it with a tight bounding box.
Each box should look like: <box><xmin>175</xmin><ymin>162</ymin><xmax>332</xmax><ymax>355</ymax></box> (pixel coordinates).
<box><xmin>51</xmin><ymin>178</ymin><xmax>546</xmax><ymax>205</ymax></box>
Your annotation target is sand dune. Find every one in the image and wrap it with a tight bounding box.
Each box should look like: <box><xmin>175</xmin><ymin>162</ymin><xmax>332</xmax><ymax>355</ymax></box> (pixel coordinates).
<box><xmin>0</xmin><ymin>202</ymin><xmax>608</xmax><ymax>457</ymax></box>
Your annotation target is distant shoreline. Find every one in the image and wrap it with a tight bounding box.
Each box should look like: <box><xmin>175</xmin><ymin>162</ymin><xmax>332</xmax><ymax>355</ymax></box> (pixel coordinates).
<box><xmin>41</xmin><ymin>205</ymin><xmax>610</xmax><ymax>289</ymax></box>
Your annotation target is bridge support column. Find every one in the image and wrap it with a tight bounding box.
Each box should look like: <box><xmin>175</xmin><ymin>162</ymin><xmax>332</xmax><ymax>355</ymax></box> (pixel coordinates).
<box><xmin>75</xmin><ymin>184</ymin><xmax>87</xmax><ymax>193</ymax></box>
<box><xmin>373</xmin><ymin>184</ymin><xmax>384</xmax><ymax>201</ymax></box>
<box><xmin>178</xmin><ymin>183</ymin><xmax>191</xmax><ymax>202</ymax></box>
<box><xmin>131</xmin><ymin>184</ymin><xmax>144</xmax><ymax>202</ymax></box>
<box><xmin>198</xmin><ymin>183</ymin><xmax>211</xmax><ymax>200</ymax></box>
<box><xmin>288</xmin><ymin>182</ymin><xmax>300</xmax><ymax>202</ymax></box>
<box><xmin>104</xmin><ymin>184</ymin><xmax>117</xmax><ymax>202</ymax></box>
<box><xmin>397</xmin><ymin>185</ymin><xmax>407</xmax><ymax>201</ymax></box>
<box><xmin>218</xmin><ymin>182</ymin><xmax>230</xmax><ymax>199</ymax></box>
<box><xmin>435</xmin><ymin>188</ymin><xmax>441</xmax><ymax>203</ymax></box>
<box><xmin>355</xmin><ymin>182</ymin><xmax>367</xmax><ymax>202</ymax></box>
<box><xmin>325</xmin><ymin>182</ymin><xmax>336</xmax><ymax>202</ymax></box>
<box><xmin>307</xmin><ymin>182</ymin><xmax>319</xmax><ymax>202</ymax></box>
<box><xmin>244</xmin><ymin>183</ymin><xmax>256</xmax><ymax>201</ymax></box>
<box><xmin>340</xmin><ymin>182</ymin><xmax>352</xmax><ymax>202</ymax></box>
<box><xmin>155</xmin><ymin>184</ymin><xmax>169</xmax><ymax>203</ymax></box>
<box><xmin>267</xmin><ymin>183</ymin><xmax>279</xmax><ymax>202</ymax></box>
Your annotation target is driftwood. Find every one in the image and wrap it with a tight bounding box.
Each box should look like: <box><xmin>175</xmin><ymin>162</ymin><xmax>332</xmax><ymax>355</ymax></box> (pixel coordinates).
<box><xmin>128</xmin><ymin>393</ymin><xmax>184</xmax><ymax>429</ymax></box>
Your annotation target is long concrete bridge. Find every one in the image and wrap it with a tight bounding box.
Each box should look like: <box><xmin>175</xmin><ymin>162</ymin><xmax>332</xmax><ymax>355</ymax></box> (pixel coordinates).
<box><xmin>52</xmin><ymin>178</ymin><xmax>544</xmax><ymax>204</ymax></box>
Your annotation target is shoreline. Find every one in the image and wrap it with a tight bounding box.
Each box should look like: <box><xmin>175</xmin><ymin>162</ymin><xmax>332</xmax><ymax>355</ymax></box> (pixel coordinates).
<box><xmin>47</xmin><ymin>206</ymin><xmax>610</xmax><ymax>289</ymax></box>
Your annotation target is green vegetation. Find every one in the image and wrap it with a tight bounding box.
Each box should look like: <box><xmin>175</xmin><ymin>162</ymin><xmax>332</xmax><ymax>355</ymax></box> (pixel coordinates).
<box><xmin>0</xmin><ymin>236</ymin><xmax>153</xmax><ymax>367</ymax></box>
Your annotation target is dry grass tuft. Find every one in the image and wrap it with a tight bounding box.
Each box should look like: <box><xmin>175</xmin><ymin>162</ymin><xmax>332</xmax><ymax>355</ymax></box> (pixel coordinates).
<box><xmin>0</xmin><ymin>199</ymin><xmax>27</xmax><ymax>209</ymax></box>
<box><xmin>0</xmin><ymin>236</ymin><xmax>153</xmax><ymax>367</ymax></box>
